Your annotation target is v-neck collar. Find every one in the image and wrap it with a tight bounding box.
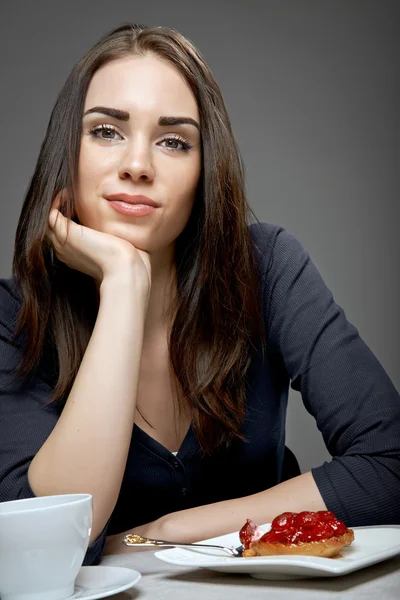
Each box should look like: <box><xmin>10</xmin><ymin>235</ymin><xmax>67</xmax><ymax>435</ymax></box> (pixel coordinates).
<box><xmin>132</xmin><ymin>421</ymin><xmax>198</xmax><ymax>462</ymax></box>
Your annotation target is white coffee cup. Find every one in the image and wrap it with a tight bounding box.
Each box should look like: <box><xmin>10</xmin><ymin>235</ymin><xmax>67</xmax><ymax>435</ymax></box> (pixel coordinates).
<box><xmin>0</xmin><ymin>493</ymin><xmax>92</xmax><ymax>600</ymax></box>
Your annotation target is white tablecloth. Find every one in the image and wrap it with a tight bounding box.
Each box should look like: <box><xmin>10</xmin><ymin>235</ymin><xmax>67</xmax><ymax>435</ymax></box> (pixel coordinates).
<box><xmin>101</xmin><ymin>549</ymin><xmax>400</xmax><ymax>599</ymax></box>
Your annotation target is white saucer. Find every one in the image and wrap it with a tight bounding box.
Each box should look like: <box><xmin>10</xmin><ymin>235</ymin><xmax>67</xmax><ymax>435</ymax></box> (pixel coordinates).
<box><xmin>70</xmin><ymin>566</ymin><xmax>141</xmax><ymax>599</ymax></box>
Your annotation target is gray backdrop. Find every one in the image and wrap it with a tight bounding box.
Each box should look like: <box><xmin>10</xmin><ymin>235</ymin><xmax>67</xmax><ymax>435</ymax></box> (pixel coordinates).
<box><xmin>0</xmin><ymin>0</ymin><xmax>398</xmax><ymax>473</ymax></box>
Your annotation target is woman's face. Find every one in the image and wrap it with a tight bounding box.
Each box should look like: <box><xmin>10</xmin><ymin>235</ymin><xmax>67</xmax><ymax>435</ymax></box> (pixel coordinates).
<box><xmin>76</xmin><ymin>54</ymin><xmax>202</xmax><ymax>256</ymax></box>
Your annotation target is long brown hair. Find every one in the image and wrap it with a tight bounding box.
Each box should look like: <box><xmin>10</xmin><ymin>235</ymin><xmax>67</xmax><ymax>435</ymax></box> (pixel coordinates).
<box><xmin>12</xmin><ymin>23</ymin><xmax>266</xmax><ymax>453</ymax></box>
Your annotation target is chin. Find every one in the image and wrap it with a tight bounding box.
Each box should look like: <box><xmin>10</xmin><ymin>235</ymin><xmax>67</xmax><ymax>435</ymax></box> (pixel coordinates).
<box><xmin>114</xmin><ymin>234</ymin><xmax>153</xmax><ymax>253</ymax></box>
<box><xmin>100</xmin><ymin>221</ymin><xmax>152</xmax><ymax>250</ymax></box>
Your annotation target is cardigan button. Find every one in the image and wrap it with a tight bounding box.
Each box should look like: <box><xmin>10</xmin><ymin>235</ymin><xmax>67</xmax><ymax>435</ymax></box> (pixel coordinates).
<box><xmin>181</xmin><ymin>487</ymin><xmax>188</xmax><ymax>496</ymax></box>
<box><xmin>173</xmin><ymin>460</ymin><xmax>180</xmax><ymax>468</ymax></box>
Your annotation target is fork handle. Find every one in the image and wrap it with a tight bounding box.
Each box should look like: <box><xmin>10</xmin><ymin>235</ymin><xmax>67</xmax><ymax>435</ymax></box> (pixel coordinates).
<box><xmin>123</xmin><ymin>538</ymin><xmax>237</xmax><ymax>555</ymax></box>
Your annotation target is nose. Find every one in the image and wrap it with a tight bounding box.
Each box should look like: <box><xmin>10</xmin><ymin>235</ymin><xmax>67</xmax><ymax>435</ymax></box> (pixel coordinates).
<box><xmin>117</xmin><ymin>137</ymin><xmax>155</xmax><ymax>182</ymax></box>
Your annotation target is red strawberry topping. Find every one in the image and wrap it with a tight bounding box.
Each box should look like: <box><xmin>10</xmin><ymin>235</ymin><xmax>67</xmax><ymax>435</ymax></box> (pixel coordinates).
<box><xmin>243</xmin><ymin>511</ymin><xmax>350</xmax><ymax>547</ymax></box>
<box><xmin>239</xmin><ymin>519</ymin><xmax>265</xmax><ymax>549</ymax></box>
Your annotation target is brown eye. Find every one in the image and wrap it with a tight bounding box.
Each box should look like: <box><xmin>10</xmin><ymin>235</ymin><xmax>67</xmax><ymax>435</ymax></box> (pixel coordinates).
<box><xmin>159</xmin><ymin>136</ymin><xmax>192</xmax><ymax>152</ymax></box>
<box><xmin>88</xmin><ymin>125</ymin><xmax>123</xmax><ymax>141</ymax></box>
<box><xmin>164</xmin><ymin>139</ymin><xmax>180</xmax><ymax>149</ymax></box>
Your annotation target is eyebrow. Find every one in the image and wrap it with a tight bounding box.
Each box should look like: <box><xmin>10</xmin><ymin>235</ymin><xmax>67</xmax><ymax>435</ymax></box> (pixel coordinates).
<box><xmin>83</xmin><ymin>106</ymin><xmax>200</xmax><ymax>131</ymax></box>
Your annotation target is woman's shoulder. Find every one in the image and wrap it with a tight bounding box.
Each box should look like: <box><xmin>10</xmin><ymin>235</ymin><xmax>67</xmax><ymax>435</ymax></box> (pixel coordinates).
<box><xmin>0</xmin><ymin>277</ymin><xmax>23</xmax><ymax>321</ymax></box>
<box><xmin>248</xmin><ymin>222</ymin><xmax>303</xmax><ymax>271</ymax></box>
<box><xmin>0</xmin><ymin>278</ymin><xmax>26</xmax><ymax>351</ymax></box>
<box><xmin>249</xmin><ymin>221</ymin><xmax>283</xmax><ymax>244</ymax></box>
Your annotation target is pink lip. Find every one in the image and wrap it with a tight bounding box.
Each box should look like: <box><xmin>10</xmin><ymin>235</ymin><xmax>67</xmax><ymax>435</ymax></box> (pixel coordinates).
<box><xmin>105</xmin><ymin>193</ymin><xmax>160</xmax><ymax>208</ymax></box>
<box><xmin>107</xmin><ymin>201</ymin><xmax>157</xmax><ymax>217</ymax></box>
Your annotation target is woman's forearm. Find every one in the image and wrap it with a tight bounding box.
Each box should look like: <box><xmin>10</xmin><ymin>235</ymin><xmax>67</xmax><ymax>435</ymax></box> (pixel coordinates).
<box><xmin>104</xmin><ymin>472</ymin><xmax>327</xmax><ymax>554</ymax></box>
<box><xmin>28</xmin><ymin>274</ymin><xmax>148</xmax><ymax>543</ymax></box>
<box><xmin>162</xmin><ymin>472</ymin><xmax>327</xmax><ymax>542</ymax></box>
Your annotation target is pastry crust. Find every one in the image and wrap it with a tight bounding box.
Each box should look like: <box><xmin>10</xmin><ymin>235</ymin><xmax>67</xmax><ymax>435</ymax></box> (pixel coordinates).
<box><xmin>243</xmin><ymin>529</ymin><xmax>354</xmax><ymax>558</ymax></box>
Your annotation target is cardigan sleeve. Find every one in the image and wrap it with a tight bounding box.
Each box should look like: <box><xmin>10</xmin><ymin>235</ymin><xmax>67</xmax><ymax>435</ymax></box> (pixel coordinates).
<box><xmin>257</xmin><ymin>224</ymin><xmax>400</xmax><ymax>526</ymax></box>
<box><xmin>0</xmin><ymin>278</ymin><xmax>109</xmax><ymax>564</ymax></box>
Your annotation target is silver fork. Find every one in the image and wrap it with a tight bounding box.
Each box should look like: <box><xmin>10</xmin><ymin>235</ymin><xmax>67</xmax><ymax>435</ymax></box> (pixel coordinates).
<box><xmin>123</xmin><ymin>533</ymin><xmax>243</xmax><ymax>557</ymax></box>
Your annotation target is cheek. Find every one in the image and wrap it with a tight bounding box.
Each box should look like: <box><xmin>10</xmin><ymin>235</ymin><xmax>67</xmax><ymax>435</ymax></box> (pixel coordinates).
<box><xmin>75</xmin><ymin>146</ymin><xmax>110</xmax><ymax>218</ymax></box>
<box><xmin>77</xmin><ymin>147</ymin><xmax>105</xmax><ymax>192</ymax></box>
<box><xmin>168</xmin><ymin>162</ymin><xmax>200</xmax><ymax>215</ymax></box>
<box><xmin>171</xmin><ymin>154</ymin><xmax>201</xmax><ymax>198</ymax></box>
<box><xmin>162</xmin><ymin>170</ymin><xmax>200</xmax><ymax>239</ymax></box>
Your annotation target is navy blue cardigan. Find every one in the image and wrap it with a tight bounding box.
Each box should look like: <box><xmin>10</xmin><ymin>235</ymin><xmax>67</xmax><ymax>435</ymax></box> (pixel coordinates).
<box><xmin>1</xmin><ymin>223</ymin><xmax>399</xmax><ymax>564</ymax></box>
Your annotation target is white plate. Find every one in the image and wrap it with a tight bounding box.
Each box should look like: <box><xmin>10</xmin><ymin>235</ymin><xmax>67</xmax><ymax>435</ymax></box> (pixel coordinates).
<box><xmin>70</xmin><ymin>566</ymin><xmax>141</xmax><ymax>599</ymax></box>
<box><xmin>155</xmin><ymin>524</ymin><xmax>400</xmax><ymax>580</ymax></box>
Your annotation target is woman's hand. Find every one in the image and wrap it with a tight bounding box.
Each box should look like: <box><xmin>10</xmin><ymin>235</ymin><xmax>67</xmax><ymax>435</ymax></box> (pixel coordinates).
<box><xmin>47</xmin><ymin>193</ymin><xmax>151</xmax><ymax>292</ymax></box>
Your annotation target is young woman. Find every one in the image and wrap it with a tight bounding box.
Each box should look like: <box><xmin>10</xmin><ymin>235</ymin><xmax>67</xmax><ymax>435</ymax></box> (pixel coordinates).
<box><xmin>0</xmin><ymin>24</ymin><xmax>399</xmax><ymax>565</ymax></box>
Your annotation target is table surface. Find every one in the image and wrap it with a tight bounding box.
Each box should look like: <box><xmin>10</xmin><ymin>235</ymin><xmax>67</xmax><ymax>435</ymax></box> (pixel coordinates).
<box><xmin>100</xmin><ymin>549</ymin><xmax>400</xmax><ymax>600</ymax></box>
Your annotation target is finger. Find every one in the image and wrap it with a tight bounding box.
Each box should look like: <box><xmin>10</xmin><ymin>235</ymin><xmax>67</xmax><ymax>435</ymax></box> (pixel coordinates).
<box><xmin>51</xmin><ymin>190</ymin><xmax>67</xmax><ymax>211</ymax></box>
<box><xmin>45</xmin><ymin>230</ymin><xmax>57</xmax><ymax>247</ymax></box>
<box><xmin>48</xmin><ymin>208</ymin><xmax>73</xmax><ymax>247</ymax></box>
<box><xmin>48</xmin><ymin>208</ymin><xmax>62</xmax><ymax>230</ymax></box>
